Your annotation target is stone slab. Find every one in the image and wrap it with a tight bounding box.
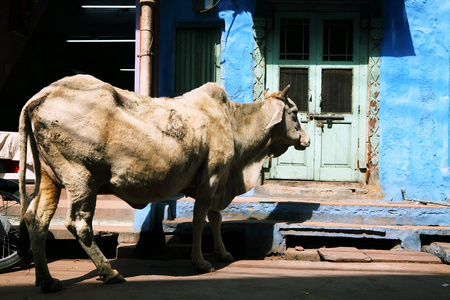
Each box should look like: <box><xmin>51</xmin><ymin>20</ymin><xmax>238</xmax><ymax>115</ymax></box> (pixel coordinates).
<box><xmin>116</xmin><ymin>243</ymin><xmax>137</xmax><ymax>258</ymax></box>
<box><xmin>284</xmin><ymin>248</ymin><xmax>321</xmax><ymax>261</ymax></box>
<box><xmin>318</xmin><ymin>247</ymin><xmax>372</xmax><ymax>262</ymax></box>
<box><xmin>422</xmin><ymin>242</ymin><xmax>450</xmax><ymax>264</ymax></box>
<box><xmin>362</xmin><ymin>249</ymin><xmax>442</xmax><ymax>264</ymax></box>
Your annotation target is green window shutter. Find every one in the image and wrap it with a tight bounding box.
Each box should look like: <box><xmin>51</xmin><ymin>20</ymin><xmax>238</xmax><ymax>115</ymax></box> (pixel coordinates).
<box><xmin>174</xmin><ymin>27</ymin><xmax>221</xmax><ymax>95</ymax></box>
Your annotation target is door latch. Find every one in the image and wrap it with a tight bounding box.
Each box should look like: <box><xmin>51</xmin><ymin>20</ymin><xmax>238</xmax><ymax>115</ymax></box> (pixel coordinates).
<box><xmin>309</xmin><ymin>114</ymin><xmax>345</xmax><ymax>128</ymax></box>
<box><xmin>317</xmin><ymin>121</ymin><xmax>324</xmax><ymax>133</ymax></box>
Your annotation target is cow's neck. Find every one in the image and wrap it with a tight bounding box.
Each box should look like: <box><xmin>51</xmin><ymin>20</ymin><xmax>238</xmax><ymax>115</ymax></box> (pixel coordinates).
<box><xmin>227</xmin><ymin>101</ymin><xmax>277</xmax><ymax>192</ymax></box>
<box><xmin>229</xmin><ymin>101</ymin><xmax>274</xmax><ymax>159</ymax></box>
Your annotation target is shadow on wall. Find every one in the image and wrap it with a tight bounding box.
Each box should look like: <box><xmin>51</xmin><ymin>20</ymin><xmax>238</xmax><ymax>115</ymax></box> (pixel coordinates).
<box><xmin>381</xmin><ymin>0</ymin><xmax>415</xmax><ymax>57</ymax></box>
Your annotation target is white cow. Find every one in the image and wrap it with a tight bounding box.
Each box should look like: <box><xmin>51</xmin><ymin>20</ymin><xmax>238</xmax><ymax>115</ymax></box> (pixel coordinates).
<box><xmin>18</xmin><ymin>75</ymin><xmax>309</xmax><ymax>292</ymax></box>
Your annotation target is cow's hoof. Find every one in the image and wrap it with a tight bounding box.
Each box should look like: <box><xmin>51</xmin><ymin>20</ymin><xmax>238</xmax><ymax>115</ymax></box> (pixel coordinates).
<box><xmin>216</xmin><ymin>252</ymin><xmax>235</xmax><ymax>263</ymax></box>
<box><xmin>193</xmin><ymin>260</ymin><xmax>215</xmax><ymax>273</ymax></box>
<box><xmin>103</xmin><ymin>270</ymin><xmax>126</xmax><ymax>284</ymax></box>
<box><xmin>40</xmin><ymin>278</ymin><xmax>65</xmax><ymax>293</ymax></box>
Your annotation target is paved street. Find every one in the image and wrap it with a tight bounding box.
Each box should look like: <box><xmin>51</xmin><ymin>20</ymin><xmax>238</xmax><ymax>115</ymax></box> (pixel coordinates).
<box><xmin>1</xmin><ymin>258</ymin><xmax>450</xmax><ymax>300</ymax></box>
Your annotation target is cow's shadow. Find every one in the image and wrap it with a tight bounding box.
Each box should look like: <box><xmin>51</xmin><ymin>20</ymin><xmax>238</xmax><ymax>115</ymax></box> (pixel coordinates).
<box><xmin>62</xmin><ymin>257</ymin><xmax>232</xmax><ymax>287</ymax></box>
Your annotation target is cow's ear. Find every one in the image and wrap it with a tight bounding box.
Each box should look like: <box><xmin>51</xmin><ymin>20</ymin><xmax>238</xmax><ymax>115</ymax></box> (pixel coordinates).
<box><xmin>265</xmin><ymin>106</ymin><xmax>284</xmax><ymax>130</ymax></box>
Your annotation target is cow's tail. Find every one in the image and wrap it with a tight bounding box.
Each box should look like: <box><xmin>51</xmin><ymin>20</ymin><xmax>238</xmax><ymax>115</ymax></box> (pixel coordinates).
<box><xmin>18</xmin><ymin>103</ymin><xmax>42</xmax><ymax>264</ymax></box>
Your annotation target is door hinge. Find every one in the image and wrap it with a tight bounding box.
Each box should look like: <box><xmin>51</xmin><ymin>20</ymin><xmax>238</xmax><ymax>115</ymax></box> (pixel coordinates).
<box><xmin>358</xmin><ymin>105</ymin><xmax>361</xmax><ymax>114</ymax></box>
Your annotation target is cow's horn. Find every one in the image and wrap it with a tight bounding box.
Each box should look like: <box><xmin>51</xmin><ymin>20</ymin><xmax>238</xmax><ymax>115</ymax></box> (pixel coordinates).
<box><xmin>279</xmin><ymin>84</ymin><xmax>290</xmax><ymax>99</ymax></box>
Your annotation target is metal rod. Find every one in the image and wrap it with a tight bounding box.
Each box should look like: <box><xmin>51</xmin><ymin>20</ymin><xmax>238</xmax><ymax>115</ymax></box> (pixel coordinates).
<box><xmin>401</xmin><ymin>189</ymin><xmax>450</xmax><ymax>207</ymax></box>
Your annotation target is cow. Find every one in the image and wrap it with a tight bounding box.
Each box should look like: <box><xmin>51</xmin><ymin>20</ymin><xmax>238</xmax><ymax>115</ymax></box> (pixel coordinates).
<box><xmin>18</xmin><ymin>74</ymin><xmax>309</xmax><ymax>293</ymax></box>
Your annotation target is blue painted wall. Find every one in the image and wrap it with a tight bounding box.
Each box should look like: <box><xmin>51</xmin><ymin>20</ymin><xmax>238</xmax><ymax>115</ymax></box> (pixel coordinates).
<box><xmin>158</xmin><ymin>0</ymin><xmax>255</xmax><ymax>103</ymax></box>
<box><xmin>380</xmin><ymin>0</ymin><xmax>450</xmax><ymax>201</ymax></box>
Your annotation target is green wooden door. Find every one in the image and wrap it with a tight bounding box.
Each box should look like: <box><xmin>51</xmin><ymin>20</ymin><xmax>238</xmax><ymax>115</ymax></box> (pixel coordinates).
<box><xmin>267</xmin><ymin>13</ymin><xmax>367</xmax><ymax>182</ymax></box>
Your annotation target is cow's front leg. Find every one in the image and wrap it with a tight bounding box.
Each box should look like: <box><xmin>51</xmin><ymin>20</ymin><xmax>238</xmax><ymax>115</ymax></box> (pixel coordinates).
<box><xmin>208</xmin><ymin>210</ymin><xmax>234</xmax><ymax>262</ymax></box>
<box><xmin>191</xmin><ymin>199</ymin><xmax>215</xmax><ymax>273</ymax></box>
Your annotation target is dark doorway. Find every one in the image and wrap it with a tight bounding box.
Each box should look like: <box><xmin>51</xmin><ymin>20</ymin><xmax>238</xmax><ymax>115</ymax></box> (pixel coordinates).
<box><xmin>0</xmin><ymin>0</ymin><xmax>136</xmax><ymax>131</ymax></box>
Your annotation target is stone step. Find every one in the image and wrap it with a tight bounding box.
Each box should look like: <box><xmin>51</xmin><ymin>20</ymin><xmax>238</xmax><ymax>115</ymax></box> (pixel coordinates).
<box><xmin>19</xmin><ymin>181</ymin><xmax>450</xmax><ymax>231</ymax></box>
<box><xmin>46</xmin><ymin>225</ymin><xmax>138</xmax><ymax>242</ymax></box>
<box><xmin>253</xmin><ymin>180</ymin><xmax>378</xmax><ymax>201</ymax></box>
<box><xmin>7</xmin><ymin>197</ymin><xmax>135</xmax><ymax>228</ymax></box>
<box><xmin>169</xmin><ymin>196</ymin><xmax>450</xmax><ymax>227</ymax></box>
<box><xmin>49</xmin><ymin>195</ymin><xmax>135</xmax><ymax>227</ymax></box>
<box><xmin>162</xmin><ymin>218</ymin><xmax>450</xmax><ymax>253</ymax></box>
<box><xmin>8</xmin><ymin>186</ymin><xmax>136</xmax><ymax>228</ymax></box>
<box><xmin>11</xmin><ymin>183</ymin><xmax>450</xmax><ymax>257</ymax></box>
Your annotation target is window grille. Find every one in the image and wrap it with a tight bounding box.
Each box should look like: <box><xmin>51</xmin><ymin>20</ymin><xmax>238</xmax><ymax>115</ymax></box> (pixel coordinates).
<box><xmin>280</xmin><ymin>18</ymin><xmax>310</xmax><ymax>60</ymax></box>
<box><xmin>323</xmin><ymin>19</ymin><xmax>353</xmax><ymax>61</ymax></box>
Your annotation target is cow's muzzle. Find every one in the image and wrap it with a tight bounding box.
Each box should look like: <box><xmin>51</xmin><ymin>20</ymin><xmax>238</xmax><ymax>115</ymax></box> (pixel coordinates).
<box><xmin>295</xmin><ymin>132</ymin><xmax>310</xmax><ymax>150</ymax></box>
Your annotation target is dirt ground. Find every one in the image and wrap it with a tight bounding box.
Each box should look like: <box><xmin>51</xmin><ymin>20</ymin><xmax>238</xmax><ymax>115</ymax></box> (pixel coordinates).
<box><xmin>1</xmin><ymin>258</ymin><xmax>450</xmax><ymax>300</ymax></box>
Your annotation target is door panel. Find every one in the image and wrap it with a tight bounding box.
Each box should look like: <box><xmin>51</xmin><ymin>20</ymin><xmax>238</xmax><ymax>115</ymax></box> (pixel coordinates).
<box><xmin>321</xmin><ymin>123</ymin><xmax>352</xmax><ymax>167</ymax></box>
<box><xmin>318</xmin><ymin>123</ymin><xmax>355</xmax><ymax>181</ymax></box>
<box><xmin>321</xmin><ymin>69</ymin><xmax>353</xmax><ymax>113</ymax></box>
<box><xmin>267</xmin><ymin>12</ymin><xmax>367</xmax><ymax>182</ymax></box>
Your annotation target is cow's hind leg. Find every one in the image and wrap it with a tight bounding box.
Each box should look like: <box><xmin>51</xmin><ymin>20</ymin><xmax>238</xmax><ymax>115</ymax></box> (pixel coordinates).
<box><xmin>23</xmin><ymin>169</ymin><xmax>64</xmax><ymax>293</ymax></box>
<box><xmin>207</xmin><ymin>210</ymin><xmax>234</xmax><ymax>262</ymax></box>
<box><xmin>64</xmin><ymin>184</ymin><xmax>125</xmax><ymax>284</ymax></box>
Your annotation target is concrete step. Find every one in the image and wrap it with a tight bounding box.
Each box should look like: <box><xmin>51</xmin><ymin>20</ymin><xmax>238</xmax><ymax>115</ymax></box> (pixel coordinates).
<box><xmin>253</xmin><ymin>180</ymin><xmax>379</xmax><ymax>201</ymax></box>
<box><xmin>11</xmin><ymin>182</ymin><xmax>450</xmax><ymax>261</ymax></box>
<box><xmin>49</xmin><ymin>195</ymin><xmax>135</xmax><ymax>227</ymax></box>
<box><xmin>46</xmin><ymin>225</ymin><xmax>138</xmax><ymax>242</ymax></box>
<box><xmin>10</xmin><ymin>186</ymin><xmax>136</xmax><ymax>228</ymax></box>
<box><xmin>20</xmin><ymin>192</ymin><xmax>448</xmax><ymax>229</ymax></box>
<box><xmin>7</xmin><ymin>196</ymin><xmax>135</xmax><ymax>227</ymax></box>
<box><xmin>18</xmin><ymin>181</ymin><xmax>450</xmax><ymax>231</ymax></box>
<box><xmin>162</xmin><ymin>218</ymin><xmax>450</xmax><ymax>253</ymax></box>
<box><xmin>170</xmin><ymin>196</ymin><xmax>450</xmax><ymax>227</ymax></box>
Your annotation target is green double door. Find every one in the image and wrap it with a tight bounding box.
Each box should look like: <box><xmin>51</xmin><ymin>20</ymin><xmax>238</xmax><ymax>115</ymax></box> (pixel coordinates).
<box><xmin>267</xmin><ymin>12</ymin><xmax>368</xmax><ymax>182</ymax></box>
